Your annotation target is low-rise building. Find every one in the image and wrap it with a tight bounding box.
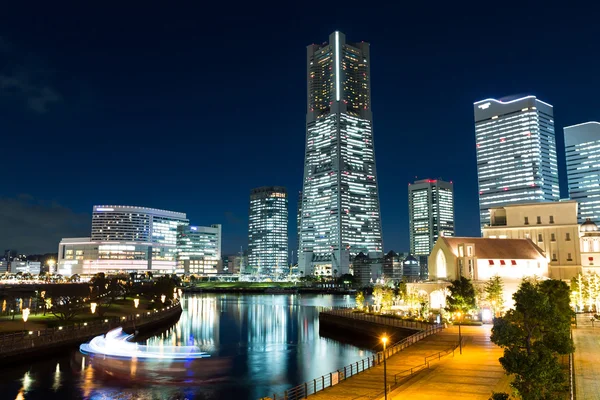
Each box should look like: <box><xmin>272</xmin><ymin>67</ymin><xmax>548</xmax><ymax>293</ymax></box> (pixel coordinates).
<box><xmin>483</xmin><ymin>201</ymin><xmax>581</xmax><ymax>279</ymax></box>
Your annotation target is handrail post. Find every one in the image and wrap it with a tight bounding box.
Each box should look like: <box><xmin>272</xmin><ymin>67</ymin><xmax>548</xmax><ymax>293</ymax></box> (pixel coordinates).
<box><xmin>304</xmin><ymin>382</ymin><xmax>308</xmax><ymax>399</ymax></box>
<box><xmin>322</xmin><ymin>375</ymin><xmax>324</xmax><ymax>389</ymax></box>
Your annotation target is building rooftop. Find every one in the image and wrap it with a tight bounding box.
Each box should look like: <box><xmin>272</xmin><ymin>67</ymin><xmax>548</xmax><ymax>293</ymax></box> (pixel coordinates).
<box><xmin>441</xmin><ymin>237</ymin><xmax>545</xmax><ymax>260</ymax></box>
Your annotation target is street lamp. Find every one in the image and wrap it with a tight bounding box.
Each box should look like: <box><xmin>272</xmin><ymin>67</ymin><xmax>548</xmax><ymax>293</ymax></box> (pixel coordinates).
<box><xmin>90</xmin><ymin>302</ymin><xmax>97</xmax><ymax>314</ymax></box>
<box><xmin>133</xmin><ymin>298</ymin><xmax>140</xmax><ymax>309</ymax></box>
<box><xmin>381</xmin><ymin>336</ymin><xmax>388</xmax><ymax>400</ymax></box>
<box><xmin>456</xmin><ymin>312</ymin><xmax>462</xmax><ymax>355</ymax></box>
<box><xmin>178</xmin><ymin>288</ymin><xmax>182</xmax><ymax>299</ymax></box>
<box><xmin>161</xmin><ymin>295</ymin><xmax>166</xmax><ymax>304</ymax></box>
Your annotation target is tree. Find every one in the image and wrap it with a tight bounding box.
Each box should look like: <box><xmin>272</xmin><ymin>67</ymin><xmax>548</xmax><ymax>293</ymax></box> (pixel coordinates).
<box><xmin>445</xmin><ymin>276</ymin><xmax>476</xmax><ymax>316</ymax></box>
<box><xmin>570</xmin><ymin>272</ymin><xmax>600</xmax><ymax>312</ymax></box>
<box><xmin>485</xmin><ymin>275</ymin><xmax>505</xmax><ymax>317</ymax></box>
<box><xmin>355</xmin><ymin>291</ymin><xmax>365</xmax><ymax>310</ymax></box>
<box><xmin>491</xmin><ymin>279</ymin><xmax>574</xmax><ymax>399</ymax></box>
<box><xmin>50</xmin><ymin>295</ymin><xmax>86</xmax><ymax>322</ymax></box>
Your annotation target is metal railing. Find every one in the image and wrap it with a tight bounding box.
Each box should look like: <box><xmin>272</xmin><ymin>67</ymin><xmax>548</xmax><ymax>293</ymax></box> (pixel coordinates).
<box><xmin>0</xmin><ymin>301</ymin><xmax>181</xmax><ymax>357</ymax></box>
<box><xmin>260</xmin><ymin>324</ymin><xmax>444</xmax><ymax>400</ymax></box>
<box><xmin>393</xmin><ymin>339</ymin><xmax>461</xmax><ymax>385</ymax></box>
<box><xmin>322</xmin><ymin>309</ymin><xmax>436</xmax><ymax>331</ymax></box>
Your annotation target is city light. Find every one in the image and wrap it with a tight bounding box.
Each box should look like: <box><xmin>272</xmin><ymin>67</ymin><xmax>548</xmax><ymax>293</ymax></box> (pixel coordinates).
<box><xmin>90</xmin><ymin>302</ymin><xmax>97</xmax><ymax>314</ymax></box>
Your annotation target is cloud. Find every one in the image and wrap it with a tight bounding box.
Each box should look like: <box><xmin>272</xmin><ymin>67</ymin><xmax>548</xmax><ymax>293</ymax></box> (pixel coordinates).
<box><xmin>0</xmin><ymin>195</ymin><xmax>90</xmax><ymax>254</ymax></box>
<box><xmin>0</xmin><ymin>37</ymin><xmax>62</xmax><ymax>113</ymax></box>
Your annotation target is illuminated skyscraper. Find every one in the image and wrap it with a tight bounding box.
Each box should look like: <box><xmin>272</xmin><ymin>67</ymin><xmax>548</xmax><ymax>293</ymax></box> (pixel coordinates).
<box><xmin>565</xmin><ymin>122</ymin><xmax>600</xmax><ymax>223</ymax></box>
<box><xmin>474</xmin><ymin>96</ymin><xmax>559</xmax><ymax>228</ymax></box>
<box><xmin>299</xmin><ymin>31</ymin><xmax>383</xmax><ymax>276</ymax></box>
<box><xmin>177</xmin><ymin>224</ymin><xmax>222</xmax><ymax>275</ymax></box>
<box><xmin>408</xmin><ymin>179</ymin><xmax>454</xmax><ymax>257</ymax></box>
<box><xmin>248</xmin><ymin>186</ymin><xmax>288</xmax><ymax>275</ymax></box>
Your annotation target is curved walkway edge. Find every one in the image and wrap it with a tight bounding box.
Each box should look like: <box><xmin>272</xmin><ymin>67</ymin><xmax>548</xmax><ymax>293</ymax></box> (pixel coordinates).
<box><xmin>0</xmin><ymin>301</ymin><xmax>182</xmax><ymax>365</ymax></box>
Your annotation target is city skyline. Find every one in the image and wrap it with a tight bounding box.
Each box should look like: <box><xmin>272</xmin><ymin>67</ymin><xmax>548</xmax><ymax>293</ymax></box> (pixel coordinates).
<box><xmin>1</xmin><ymin>4</ymin><xmax>599</xmax><ymax>255</ymax></box>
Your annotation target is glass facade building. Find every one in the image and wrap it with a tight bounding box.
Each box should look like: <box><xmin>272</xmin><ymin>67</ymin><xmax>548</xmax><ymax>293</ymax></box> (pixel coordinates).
<box><xmin>565</xmin><ymin>122</ymin><xmax>600</xmax><ymax>223</ymax></box>
<box><xmin>58</xmin><ymin>205</ymin><xmax>189</xmax><ymax>275</ymax></box>
<box><xmin>474</xmin><ymin>96</ymin><xmax>559</xmax><ymax>228</ymax></box>
<box><xmin>408</xmin><ymin>179</ymin><xmax>454</xmax><ymax>257</ymax></box>
<box><xmin>248</xmin><ymin>186</ymin><xmax>288</xmax><ymax>276</ymax></box>
<box><xmin>177</xmin><ymin>224</ymin><xmax>222</xmax><ymax>275</ymax></box>
<box><xmin>299</xmin><ymin>31</ymin><xmax>383</xmax><ymax>276</ymax></box>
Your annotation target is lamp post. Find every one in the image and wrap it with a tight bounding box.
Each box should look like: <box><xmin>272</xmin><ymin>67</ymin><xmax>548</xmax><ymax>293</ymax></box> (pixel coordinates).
<box><xmin>133</xmin><ymin>298</ymin><xmax>140</xmax><ymax>309</ymax></box>
<box><xmin>90</xmin><ymin>302</ymin><xmax>97</xmax><ymax>314</ymax></box>
<box><xmin>161</xmin><ymin>295</ymin><xmax>166</xmax><ymax>304</ymax></box>
<box><xmin>382</xmin><ymin>336</ymin><xmax>388</xmax><ymax>400</ymax></box>
<box><xmin>456</xmin><ymin>312</ymin><xmax>462</xmax><ymax>355</ymax></box>
<box><xmin>22</xmin><ymin>308</ymin><xmax>30</xmax><ymax>333</ymax></box>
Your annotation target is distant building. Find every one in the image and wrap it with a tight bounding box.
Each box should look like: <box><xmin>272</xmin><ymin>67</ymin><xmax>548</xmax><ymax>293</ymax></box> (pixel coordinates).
<box><xmin>177</xmin><ymin>224</ymin><xmax>222</xmax><ymax>276</ymax></box>
<box><xmin>402</xmin><ymin>255</ymin><xmax>421</xmax><ymax>282</ymax></box>
<box><xmin>483</xmin><ymin>201</ymin><xmax>581</xmax><ymax>279</ymax></box>
<box><xmin>564</xmin><ymin>122</ymin><xmax>600</xmax><ymax>223</ymax></box>
<box><xmin>11</xmin><ymin>261</ymin><xmax>41</xmax><ymax>275</ymax></box>
<box><xmin>474</xmin><ymin>96</ymin><xmax>559</xmax><ymax>229</ymax></box>
<box><xmin>247</xmin><ymin>186</ymin><xmax>288</xmax><ymax>275</ymax></box>
<box><xmin>580</xmin><ymin>219</ymin><xmax>600</xmax><ymax>275</ymax></box>
<box><xmin>298</xmin><ymin>31</ymin><xmax>383</xmax><ymax>277</ymax></box>
<box><xmin>351</xmin><ymin>252</ymin><xmax>383</xmax><ymax>286</ymax></box>
<box><xmin>383</xmin><ymin>251</ymin><xmax>403</xmax><ymax>281</ymax></box>
<box><xmin>408</xmin><ymin>178</ymin><xmax>454</xmax><ymax>278</ymax></box>
<box><xmin>58</xmin><ymin>205</ymin><xmax>189</xmax><ymax>275</ymax></box>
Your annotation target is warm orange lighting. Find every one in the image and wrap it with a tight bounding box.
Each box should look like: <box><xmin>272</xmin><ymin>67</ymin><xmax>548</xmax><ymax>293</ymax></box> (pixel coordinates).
<box><xmin>381</xmin><ymin>336</ymin><xmax>388</xmax><ymax>345</ymax></box>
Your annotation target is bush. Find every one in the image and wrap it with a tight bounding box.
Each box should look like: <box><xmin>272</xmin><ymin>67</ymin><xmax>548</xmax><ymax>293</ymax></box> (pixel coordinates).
<box><xmin>489</xmin><ymin>393</ymin><xmax>509</xmax><ymax>400</ymax></box>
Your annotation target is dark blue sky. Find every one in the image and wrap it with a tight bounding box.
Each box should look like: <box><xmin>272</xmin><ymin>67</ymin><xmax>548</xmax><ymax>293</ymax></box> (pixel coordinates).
<box><xmin>1</xmin><ymin>3</ymin><xmax>599</xmax><ymax>254</ymax></box>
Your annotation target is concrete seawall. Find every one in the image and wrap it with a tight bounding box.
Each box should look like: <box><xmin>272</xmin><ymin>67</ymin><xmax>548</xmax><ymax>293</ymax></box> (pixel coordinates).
<box><xmin>0</xmin><ymin>302</ymin><xmax>182</xmax><ymax>365</ymax></box>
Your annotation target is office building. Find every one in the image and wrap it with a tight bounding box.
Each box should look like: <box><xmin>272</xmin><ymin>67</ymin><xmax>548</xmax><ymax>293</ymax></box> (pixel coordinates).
<box><xmin>299</xmin><ymin>31</ymin><xmax>383</xmax><ymax>276</ymax></box>
<box><xmin>177</xmin><ymin>224</ymin><xmax>222</xmax><ymax>275</ymax></box>
<box><xmin>474</xmin><ymin>96</ymin><xmax>559</xmax><ymax>228</ymax></box>
<box><xmin>564</xmin><ymin>122</ymin><xmax>600</xmax><ymax>223</ymax></box>
<box><xmin>247</xmin><ymin>187</ymin><xmax>288</xmax><ymax>275</ymax></box>
<box><xmin>408</xmin><ymin>179</ymin><xmax>454</xmax><ymax>262</ymax></box>
<box><xmin>482</xmin><ymin>201</ymin><xmax>580</xmax><ymax>279</ymax></box>
<box><xmin>58</xmin><ymin>205</ymin><xmax>189</xmax><ymax>275</ymax></box>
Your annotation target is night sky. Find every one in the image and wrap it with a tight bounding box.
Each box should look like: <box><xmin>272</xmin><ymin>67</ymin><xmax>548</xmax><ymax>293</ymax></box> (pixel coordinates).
<box><xmin>1</xmin><ymin>3</ymin><xmax>599</xmax><ymax>255</ymax></box>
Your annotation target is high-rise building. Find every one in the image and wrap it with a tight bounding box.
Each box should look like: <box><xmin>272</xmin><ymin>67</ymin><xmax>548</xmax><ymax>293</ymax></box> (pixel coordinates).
<box><xmin>177</xmin><ymin>224</ymin><xmax>222</xmax><ymax>275</ymax></box>
<box><xmin>408</xmin><ymin>179</ymin><xmax>455</xmax><ymax>259</ymax></box>
<box><xmin>474</xmin><ymin>96</ymin><xmax>559</xmax><ymax>228</ymax></box>
<box><xmin>58</xmin><ymin>205</ymin><xmax>189</xmax><ymax>275</ymax></box>
<box><xmin>248</xmin><ymin>186</ymin><xmax>288</xmax><ymax>275</ymax></box>
<box><xmin>299</xmin><ymin>31</ymin><xmax>383</xmax><ymax>276</ymax></box>
<box><xmin>564</xmin><ymin>122</ymin><xmax>600</xmax><ymax>223</ymax></box>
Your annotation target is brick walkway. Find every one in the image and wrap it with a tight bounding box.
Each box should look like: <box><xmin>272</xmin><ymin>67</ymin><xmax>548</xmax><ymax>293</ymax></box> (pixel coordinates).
<box><xmin>310</xmin><ymin>325</ymin><xmax>511</xmax><ymax>400</ymax></box>
<box><xmin>573</xmin><ymin>314</ymin><xmax>600</xmax><ymax>400</ymax></box>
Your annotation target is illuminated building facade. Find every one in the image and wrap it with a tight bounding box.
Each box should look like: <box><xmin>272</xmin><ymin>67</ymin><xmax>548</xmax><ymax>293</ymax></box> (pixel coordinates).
<box><xmin>564</xmin><ymin>122</ymin><xmax>600</xmax><ymax>223</ymax></box>
<box><xmin>58</xmin><ymin>205</ymin><xmax>189</xmax><ymax>275</ymax></box>
<box><xmin>474</xmin><ymin>96</ymin><xmax>559</xmax><ymax>229</ymax></box>
<box><xmin>299</xmin><ymin>31</ymin><xmax>383</xmax><ymax>276</ymax></box>
<box><xmin>408</xmin><ymin>179</ymin><xmax>454</xmax><ymax>260</ymax></box>
<box><xmin>177</xmin><ymin>224</ymin><xmax>221</xmax><ymax>275</ymax></box>
<box><xmin>248</xmin><ymin>187</ymin><xmax>288</xmax><ymax>275</ymax></box>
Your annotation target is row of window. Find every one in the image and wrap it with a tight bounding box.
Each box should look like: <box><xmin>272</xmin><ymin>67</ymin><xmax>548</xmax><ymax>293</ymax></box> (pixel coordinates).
<box><xmin>524</xmin><ymin>215</ymin><xmax>554</xmax><ymax>225</ymax></box>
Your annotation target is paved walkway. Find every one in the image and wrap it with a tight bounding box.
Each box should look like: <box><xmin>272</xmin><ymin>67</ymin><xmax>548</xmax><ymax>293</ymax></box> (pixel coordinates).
<box><xmin>310</xmin><ymin>325</ymin><xmax>510</xmax><ymax>400</ymax></box>
<box><xmin>573</xmin><ymin>314</ymin><xmax>600</xmax><ymax>399</ymax></box>
<box><xmin>384</xmin><ymin>326</ymin><xmax>510</xmax><ymax>400</ymax></box>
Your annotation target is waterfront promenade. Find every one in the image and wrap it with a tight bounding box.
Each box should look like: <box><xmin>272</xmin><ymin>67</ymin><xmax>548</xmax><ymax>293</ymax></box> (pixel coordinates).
<box><xmin>309</xmin><ymin>325</ymin><xmax>510</xmax><ymax>400</ymax></box>
<box><xmin>573</xmin><ymin>314</ymin><xmax>600</xmax><ymax>399</ymax></box>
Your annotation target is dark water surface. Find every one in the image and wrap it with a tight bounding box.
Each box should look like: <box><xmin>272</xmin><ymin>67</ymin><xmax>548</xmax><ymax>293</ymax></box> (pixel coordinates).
<box><xmin>0</xmin><ymin>293</ymin><xmax>373</xmax><ymax>400</ymax></box>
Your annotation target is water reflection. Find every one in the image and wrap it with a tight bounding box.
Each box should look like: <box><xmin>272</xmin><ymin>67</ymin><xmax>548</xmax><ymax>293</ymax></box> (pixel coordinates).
<box><xmin>0</xmin><ymin>294</ymin><xmax>372</xmax><ymax>400</ymax></box>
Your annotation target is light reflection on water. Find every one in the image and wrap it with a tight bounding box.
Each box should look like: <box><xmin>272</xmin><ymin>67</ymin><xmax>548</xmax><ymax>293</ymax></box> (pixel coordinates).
<box><xmin>0</xmin><ymin>294</ymin><xmax>373</xmax><ymax>400</ymax></box>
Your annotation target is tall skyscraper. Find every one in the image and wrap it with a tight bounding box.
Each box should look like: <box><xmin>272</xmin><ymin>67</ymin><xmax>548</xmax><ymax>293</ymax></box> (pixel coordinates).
<box><xmin>248</xmin><ymin>186</ymin><xmax>288</xmax><ymax>275</ymax></box>
<box><xmin>474</xmin><ymin>96</ymin><xmax>559</xmax><ymax>228</ymax></box>
<box><xmin>565</xmin><ymin>122</ymin><xmax>600</xmax><ymax>223</ymax></box>
<box><xmin>408</xmin><ymin>179</ymin><xmax>455</xmax><ymax>257</ymax></box>
<box><xmin>299</xmin><ymin>31</ymin><xmax>383</xmax><ymax>276</ymax></box>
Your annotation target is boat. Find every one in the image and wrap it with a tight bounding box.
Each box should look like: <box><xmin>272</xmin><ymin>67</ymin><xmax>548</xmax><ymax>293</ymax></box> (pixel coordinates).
<box><xmin>78</xmin><ymin>328</ymin><xmax>231</xmax><ymax>383</ymax></box>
